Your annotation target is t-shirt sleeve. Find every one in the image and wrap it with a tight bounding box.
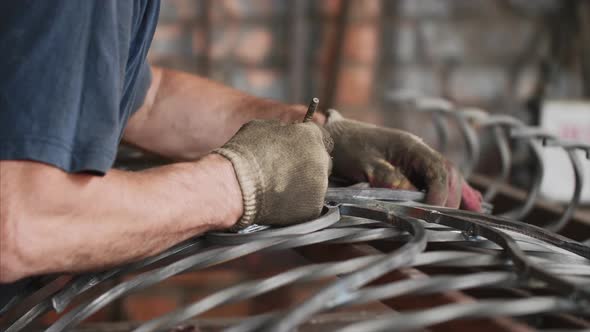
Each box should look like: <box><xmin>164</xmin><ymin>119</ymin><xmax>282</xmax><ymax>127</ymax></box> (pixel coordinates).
<box><xmin>0</xmin><ymin>1</ymin><xmax>151</xmax><ymax>174</ymax></box>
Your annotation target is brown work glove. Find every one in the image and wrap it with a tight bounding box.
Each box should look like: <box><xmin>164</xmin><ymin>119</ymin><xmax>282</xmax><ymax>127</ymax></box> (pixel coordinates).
<box><xmin>214</xmin><ymin>119</ymin><xmax>333</xmax><ymax>229</ymax></box>
<box><xmin>325</xmin><ymin>110</ymin><xmax>482</xmax><ymax>211</ymax></box>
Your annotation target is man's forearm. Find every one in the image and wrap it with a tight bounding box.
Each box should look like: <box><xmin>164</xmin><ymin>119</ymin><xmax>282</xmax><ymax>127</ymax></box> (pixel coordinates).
<box><xmin>124</xmin><ymin>66</ymin><xmax>326</xmax><ymax>160</ymax></box>
<box><xmin>0</xmin><ymin>155</ymin><xmax>242</xmax><ymax>282</ymax></box>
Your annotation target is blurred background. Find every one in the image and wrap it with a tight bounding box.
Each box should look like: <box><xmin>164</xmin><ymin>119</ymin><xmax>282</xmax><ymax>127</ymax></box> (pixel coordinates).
<box><xmin>149</xmin><ymin>0</ymin><xmax>588</xmax><ymax>123</ymax></box>
<box><xmin>142</xmin><ymin>0</ymin><xmax>590</xmax><ymax>196</ymax></box>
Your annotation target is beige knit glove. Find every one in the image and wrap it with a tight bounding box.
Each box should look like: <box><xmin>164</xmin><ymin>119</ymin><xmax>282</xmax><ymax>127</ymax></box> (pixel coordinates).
<box><xmin>325</xmin><ymin>110</ymin><xmax>482</xmax><ymax>211</ymax></box>
<box><xmin>214</xmin><ymin>119</ymin><xmax>333</xmax><ymax>229</ymax></box>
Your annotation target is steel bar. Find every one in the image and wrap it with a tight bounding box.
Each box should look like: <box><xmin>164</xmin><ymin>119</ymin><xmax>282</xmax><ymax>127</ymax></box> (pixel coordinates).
<box><xmin>41</xmin><ymin>239</ymin><xmax>289</xmax><ymax>332</ymax></box>
<box><xmin>5</xmin><ymin>94</ymin><xmax>590</xmax><ymax>332</ymax></box>
<box><xmin>336</xmin><ymin>297</ymin><xmax>580</xmax><ymax>332</ymax></box>
<box><xmin>509</xmin><ymin>129</ymin><xmax>585</xmax><ymax>232</ymax></box>
<box><xmin>261</xmin><ymin>207</ymin><xmax>428</xmax><ymax>332</ymax></box>
<box><xmin>403</xmin><ymin>97</ymin><xmax>587</xmax><ymax>232</ymax></box>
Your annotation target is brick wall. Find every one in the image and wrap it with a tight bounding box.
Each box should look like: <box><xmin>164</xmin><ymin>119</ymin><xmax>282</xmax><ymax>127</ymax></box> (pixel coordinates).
<box><xmin>147</xmin><ymin>0</ymin><xmax>588</xmax><ymax>175</ymax></box>
<box><xmin>149</xmin><ymin>0</ymin><xmax>583</xmax><ymax>126</ymax></box>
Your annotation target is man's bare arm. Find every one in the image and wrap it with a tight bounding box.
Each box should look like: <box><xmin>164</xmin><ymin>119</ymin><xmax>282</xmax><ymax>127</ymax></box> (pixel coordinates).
<box><xmin>123</xmin><ymin>66</ymin><xmax>326</xmax><ymax>160</ymax></box>
<box><xmin>0</xmin><ymin>66</ymin><xmax>326</xmax><ymax>283</ymax></box>
<box><xmin>0</xmin><ymin>156</ymin><xmax>242</xmax><ymax>282</ymax></box>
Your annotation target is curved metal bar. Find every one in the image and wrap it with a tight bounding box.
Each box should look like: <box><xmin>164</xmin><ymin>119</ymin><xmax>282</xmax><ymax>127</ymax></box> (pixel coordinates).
<box><xmin>465</xmin><ymin>115</ymin><xmax>544</xmax><ymax>219</ymax></box>
<box><xmin>223</xmin><ymin>313</ymin><xmax>277</xmax><ymax>332</ymax></box>
<box><xmin>45</xmin><ymin>238</ymin><xmax>289</xmax><ymax>332</ymax></box>
<box><xmin>328</xmin><ymin>220</ymin><xmax>581</xmax><ymax>258</ymax></box>
<box><xmin>326</xmin><ymin>227</ymin><xmax>404</xmax><ymax>244</ymax></box>
<box><xmin>439</xmin><ymin>209</ymin><xmax>590</xmax><ymax>260</ymax></box>
<box><xmin>510</xmin><ymin>129</ymin><xmax>585</xmax><ymax>232</ymax></box>
<box><xmin>394</xmin><ymin>229</ymin><xmax>587</xmax><ymax>259</ymax></box>
<box><xmin>4</xmin><ymin>298</ymin><xmax>54</xmax><ymax>332</ymax></box>
<box><xmin>335</xmin><ymin>297</ymin><xmax>579</xmax><ymax>332</ymax></box>
<box><xmin>44</xmin><ymin>206</ymin><xmax>354</xmax><ymax>332</ymax></box>
<box><xmin>220</xmin><ymin>252</ymin><xmax>514</xmax><ymax>332</ymax></box>
<box><xmin>343</xmin><ymin>198</ymin><xmax>590</xmax><ymax>260</ymax></box>
<box><xmin>450</xmin><ymin>111</ymin><xmax>481</xmax><ymax>177</ymax></box>
<box><xmin>0</xmin><ymin>276</ymin><xmax>59</xmax><ymax>317</ymax></box>
<box><xmin>483</xmin><ymin>125</ymin><xmax>512</xmax><ymax>202</ymax></box>
<box><xmin>328</xmin><ymin>187</ymin><xmax>492</xmax><ymax>215</ymax></box>
<box><xmin>385</xmin><ymin>204</ymin><xmax>590</xmax><ymax>299</ymax></box>
<box><xmin>3</xmin><ymin>240</ymin><xmax>205</xmax><ymax>332</ymax></box>
<box><xmin>135</xmin><ymin>238</ymin><xmax>534</xmax><ymax>331</ymax></box>
<box><xmin>10</xmin><ymin>209</ymin><xmax>339</xmax><ymax>332</ymax></box>
<box><xmin>546</xmin><ymin>141</ymin><xmax>590</xmax><ymax>159</ymax></box>
<box><xmin>414</xmin><ymin>99</ymin><xmax>481</xmax><ymax>177</ymax></box>
<box><xmin>510</xmin><ymin>127</ymin><xmax>556</xmax><ymax>145</ymax></box>
<box><xmin>224</xmin><ymin>257</ymin><xmax>588</xmax><ymax>332</ymax></box>
<box><xmin>5</xmin><ymin>184</ymin><xmax>590</xmax><ymax>332</ymax></box>
<box><xmin>432</xmin><ymin>111</ymin><xmax>450</xmax><ymax>153</ymax></box>
<box><xmin>52</xmin><ymin>238</ymin><xmax>204</xmax><ymax>312</ymax></box>
<box><xmin>132</xmin><ymin>255</ymin><xmax>384</xmax><ymax>332</ymax></box>
<box><xmin>414</xmin><ymin>97</ymin><xmax>454</xmax><ymax>156</ymax></box>
<box><xmin>545</xmin><ymin>147</ymin><xmax>583</xmax><ymax>232</ymax></box>
<box><xmin>225</xmin><ymin>271</ymin><xmax>516</xmax><ymax>332</ymax></box>
<box><xmin>415</xmin><ymin>97</ymin><xmax>454</xmax><ymax>113</ymax></box>
<box><xmin>344</xmin><ymin>271</ymin><xmax>516</xmax><ymax>306</ymax></box>
<box><xmin>460</xmin><ymin>107</ymin><xmax>489</xmax><ymax>123</ymax></box>
<box><xmin>386</xmin><ymin>89</ymin><xmax>422</xmax><ymax>105</ymax></box>
<box><xmin>262</xmin><ymin>205</ymin><xmax>428</xmax><ymax>332</ymax></box>
<box><xmin>206</xmin><ymin>206</ymin><xmax>340</xmax><ymax>245</ymax></box>
<box><xmin>325</xmin><ymin>187</ymin><xmax>425</xmax><ymax>202</ymax></box>
<box><xmin>329</xmin><ymin>215</ymin><xmax>389</xmax><ymax>228</ymax></box>
<box><xmin>325</xmin><ymin>195</ymin><xmax>590</xmax><ymax>260</ymax></box>
<box><xmin>269</xmin><ymin>228</ymin><xmax>381</xmax><ymax>251</ymax></box>
<box><xmin>226</xmin><ymin>272</ymin><xmax>588</xmax><ymax>332</ymax></box>
<box><xmin>6</xmin><ymin>93</ymin><xmax>590</xmax><ymax>332</ymax></box>
<box><xmin>136</xmin><ymin>209</ymin><xmax>473</xmax><ymax>332</ymax></box>
<box><xmin>499</xmin><ymin>136</ymin><xmax>544</xmax><ymax>220</ymax></box>
<box><xmin>478</xmin><ymin>115</ymin><xmax>525</xmax><ymax>128</ymax></box>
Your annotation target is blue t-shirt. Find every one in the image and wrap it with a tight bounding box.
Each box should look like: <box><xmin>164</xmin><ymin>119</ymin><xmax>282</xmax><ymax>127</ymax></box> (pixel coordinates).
<box><xmin>0</xmin><ymin>0</ymin><xmax>160</xmax><ymax>174</ymax></box>
<box><xmin>0</xmin><ymin>0</ymin><xmax>160</xmax><ymax>311</ymax></box>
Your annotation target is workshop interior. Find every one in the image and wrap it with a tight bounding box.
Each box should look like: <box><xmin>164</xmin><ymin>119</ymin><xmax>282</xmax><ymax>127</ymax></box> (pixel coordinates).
<box><xmin>2</xmin><ymin>0</ymin><xmax>590</xmax><ymax>331</ymax></box>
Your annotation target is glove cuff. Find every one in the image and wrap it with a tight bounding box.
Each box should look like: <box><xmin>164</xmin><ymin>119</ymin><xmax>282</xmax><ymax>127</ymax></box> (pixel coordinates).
<box><xmin>324</xmin><ymin>109</ymin><xmax>351</xmax><ymax>140</ymax></box>
<box><xmin>325</xmin><ymin>109</ymin><xmax>344</xmax><ymax>125</ymax></box>
<box><xmin>213</xmin><ymin>146</ymin><xmax>262</xmax><ymax>230</ymax></box>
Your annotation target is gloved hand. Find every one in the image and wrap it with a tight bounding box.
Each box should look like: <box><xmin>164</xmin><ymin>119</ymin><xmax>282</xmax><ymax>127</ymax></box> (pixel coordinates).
<box><xmin>324</xmin><ymin>110</ymin><xmax>482</xmax><ymax>211</ymax></box>
<box><xmin>214</xmin><ymin>119</ymin><xmax>333</xmax><ymax>229</ymax></box>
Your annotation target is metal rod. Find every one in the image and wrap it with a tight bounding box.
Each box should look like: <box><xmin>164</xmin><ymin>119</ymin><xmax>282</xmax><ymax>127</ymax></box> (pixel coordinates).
<box><xmin>303</xmin><ymin>97</ymin><xmax>319</xmax><ymax>123</ymax></box>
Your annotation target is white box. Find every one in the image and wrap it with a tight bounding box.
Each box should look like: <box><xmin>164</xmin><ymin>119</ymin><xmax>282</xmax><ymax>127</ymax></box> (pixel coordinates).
<box><xmin>539</xmin><ymin>100</ymin><xmax>590</xmax><ymax>203</ymax></box>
